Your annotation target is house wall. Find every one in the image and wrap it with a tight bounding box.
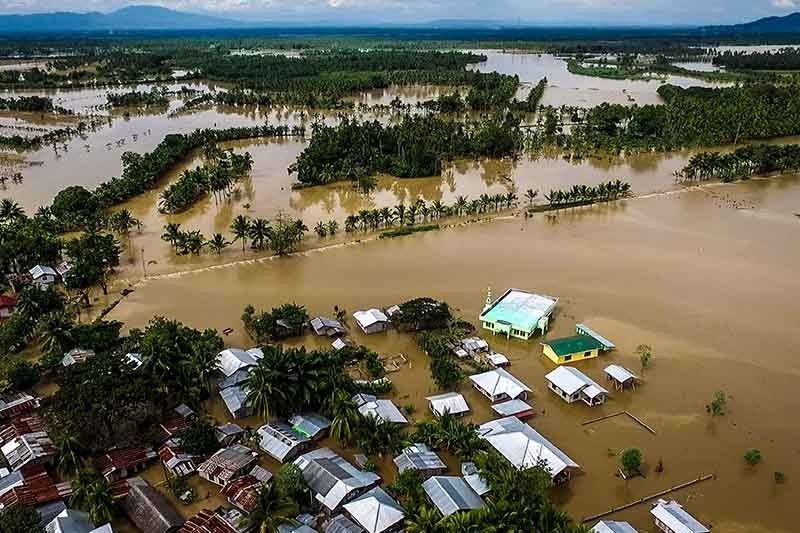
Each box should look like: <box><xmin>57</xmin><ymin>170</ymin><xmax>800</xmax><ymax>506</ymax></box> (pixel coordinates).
<box><xmin>542</xmin><ymin>345</ymin><xmax>600</xmax><ymax>365</ymax></box>
<box><xmin>482</xmin><ymin>320</ymin><xmax>533</xmax><ymax>340</ymax></box>
<box><xmin>547</xmin><ymin>381</ymin><xmax>579</xmax><ymax>403</ymax></box>
<box><xmin>653</xmin><ymin>518</ymin><xmax>674</xmax><ymax>533</ymax></box>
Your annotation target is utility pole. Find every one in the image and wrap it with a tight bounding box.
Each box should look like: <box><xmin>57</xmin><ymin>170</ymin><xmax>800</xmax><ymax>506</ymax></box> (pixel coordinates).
<box><xmin>141</xmin><ymin>248</ymin><xmax>147</xmax><ymax>279</ymax></box>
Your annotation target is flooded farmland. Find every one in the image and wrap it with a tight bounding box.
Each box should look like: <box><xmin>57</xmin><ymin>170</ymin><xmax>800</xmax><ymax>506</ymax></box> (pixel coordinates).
<box><xmin>108</xmin><ymin>175</ymin><xmax>800</xmax><ymax>532</ymax></box>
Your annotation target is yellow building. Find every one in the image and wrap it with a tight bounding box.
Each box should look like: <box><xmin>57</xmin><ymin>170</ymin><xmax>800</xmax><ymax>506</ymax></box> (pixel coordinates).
<box><xmin>541</xmin><ymin>335</ymin><xmax>605</xmax><ymax>365</ymax></box>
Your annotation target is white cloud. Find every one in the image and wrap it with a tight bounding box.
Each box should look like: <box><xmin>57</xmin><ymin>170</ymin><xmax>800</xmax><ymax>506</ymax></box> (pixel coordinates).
<box><xmin>772</xmin><ymin>0</ymin><xmax>796</xmax><ymax>8</ymax></box>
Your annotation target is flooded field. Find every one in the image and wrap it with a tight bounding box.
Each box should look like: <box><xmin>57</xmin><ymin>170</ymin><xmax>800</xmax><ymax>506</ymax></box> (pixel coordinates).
<box><xmin>107</xmin><ymin>175</ymin><xmax>800</xmax><ymax>531</ymax></box>
<box><xmin>468</xmin><ymin>51</ymin><xmax>724</xmax><ymax>107</ymax></box>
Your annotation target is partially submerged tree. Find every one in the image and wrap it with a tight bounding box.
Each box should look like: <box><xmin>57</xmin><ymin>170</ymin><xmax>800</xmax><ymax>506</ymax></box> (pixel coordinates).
<box><xmin>620</xmin><ymin>448</ymin><xmax>643</xmax><ymax>477</ymax></box>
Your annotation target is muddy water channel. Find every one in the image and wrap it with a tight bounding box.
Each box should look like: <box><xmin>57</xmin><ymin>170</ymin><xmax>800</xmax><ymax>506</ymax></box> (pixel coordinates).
<box><xmin>109</xmin><ymin>175</ymin><xmax>800</xmax><ymax>531</ymax></box>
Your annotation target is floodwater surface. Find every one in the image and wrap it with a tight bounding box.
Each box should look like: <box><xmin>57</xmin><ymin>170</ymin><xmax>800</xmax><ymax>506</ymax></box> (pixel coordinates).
<box><xmin>107</xmin><ymin>175</ymin><xmax>800</xmax><ymax>532</ymax></box>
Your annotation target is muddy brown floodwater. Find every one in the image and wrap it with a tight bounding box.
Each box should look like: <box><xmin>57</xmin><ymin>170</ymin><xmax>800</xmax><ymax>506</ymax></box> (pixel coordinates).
<box><xmin>107</xmin><ymin>174</ymin><xmax>800</xmax><ymax>532</ymax></box>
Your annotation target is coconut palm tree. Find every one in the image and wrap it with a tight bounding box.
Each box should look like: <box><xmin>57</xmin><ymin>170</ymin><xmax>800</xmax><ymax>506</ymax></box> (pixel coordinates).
<box><xmin>328</xmin><ymin>391</ymin><xmax>360</xmax><ymax>445</ymax></box>
<box><xmin>37</xmin><ymin>310</ymin><xmax>74</xmax><ymax>356</ymax></box>
<box><xmin>206</xmin><ymin>233</ymin><xmax>230</xmax><ymax>255</ymax></box>
<box><xmin>393</xmin><ymin>203</ymin><xmax>406</xmax><ymax>226</ymax></box>
<box><xmin>249</xmin><ymin>218</ymin><xmax>271</xmax><ymax>250</ymax></box>
<box><xmin>108</xmin><ymin>209</ymin><xmax>141</xmax><ymax>234</ymax></box>
<box><xmin>160</xmin><ymin>222</ymin><xmax>181</xmax><ymax>250</ymax></box>
<box><xmin>454</xmin><ymin>195</ymin><xmax>468</xmax><ymax>216</ymax></box>
<box><xmin>525</xmin><ymin>188</ymin><xmax>539</xmax><ymax>206</ymax></box>
<box><xmin>0</xmin><ymin>199</ymin><xmax>24</xmax><ymax>223</ymax></box>
<box><xmin>405</xmin><ymin>506</ymin><xmax>444</xmax><ymax>533</ymax></box>
<box><xmin>230</xmin><ymin>215</ymin><xmax>251</xmax><ymax>252</ymax></box>
<box><xmin>244</xmin><ymin>483</ymin><xmax>298</xmax><ymax>533</ymax></box>
<box><xmin>344</xmin><ymin>215</ymin><xmax>358</xmax><ymax>233</ymax></box>
<box><xmin>70</xmin><ymin>470</ymin><xmax>115</xmax><ymax>526</ymax></box>
<box><xmin>314</xmin><ymin>221</ymin><xmax>327</xmax><ymax>238</ymax></box>
<box><xmin>326</xmin><ymin>220</ymin><xmax>339</xmax><ymax>235</ymax></box>
<box><xmin>504</xmin><ymin>191</ymin><xmax>518</xmax><ymax>208</ymax></box>
<box><xmin>54</xmin><ymin>431</ymin><xmax>86</xmax><ymax>476</ymax></box>
<box><xmin>379</xmin><ymin>207</ymin><xmax>393</xmax><ymax>227</ymax></box>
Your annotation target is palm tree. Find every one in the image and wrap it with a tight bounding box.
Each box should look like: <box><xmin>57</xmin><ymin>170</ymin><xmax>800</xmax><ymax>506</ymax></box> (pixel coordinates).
<box><xmin>406</xmin><ymin>505</ymin><xmax>444</xmax><ymax>533</ymax></box>
<box><xmin>333</xmin><ymin>305</ymin><xmax>347</xmax><ymax>326</ymax></box>
<box><xmin>314</xmin><ymin>221</ymin><xmax>327</xmax><ymax>238</ymax></box>
<box><xmin>230</xmin><ymin>215</ymin><xmax>251</xmax><ymax>252</ymax></box>
<box><xmin>244</xmin><ymin>483</ymin><xmax>298</xmax><ymax>533</ymax></box>
<box><xmin>504</xmin><ymin>191</ymin><xmax>518</xmax><ymax>208</ymax></box>
<box><xmin>37</xmin><ymin>310</ymin><xmax>74</xmax><ymax>356</ymax></box>
<box><xmin>379</xmin><ymin>207</ymin><xmax>393</xmax><ymax>227</ymax></box>
<box><xmin>328</xmin><ymin>391</ymin><xmax>360</xmax><ymax>445</ymax></box>
<box><xmin>344</xmin><ymin>215</ymin><xmax>358</xmax><ymax>233</ymax></box>
<box><xmin>160</xmin><ymin>222</ymin><xmax>181</xmax><ymax>250</ymax></box>
<box><xmin>109</xmin><ymin>209</ymin><xmax>140</xmax><ymax>234</ymax></box>
<box><xmin>525</xmin><ymin>188</ymin><xmax>539</xmax><ymax>206</ymax></box>
<box><xmin>0</xmin><ymin>199</ymin><xmax>25</xmax><ymax>223</ymax></box>
<box><xmin>70</xmin><ymin>470</ymin><xmax>115</xmax><ymax>526</ymax></box>
<box><xmin>54</xmin><ymin>431</ymin><xmax>86</xmax><ymax>476</ymax></box>
<box><xmin>326</xmin><ymin>220</ymin><xmax>339</xmax><ymax>235</ymax></box>
<box><xmin>454</xmin><ymin>195</ymin><xmax>468</xmax><ymax>216</ymax></box>
<box><xmin>393</xmin><ymin>203</ymin><xmax>406</xmax><ymax>226</ymax></box>
<box><xmin>206</xmin><ymin>233</ymin><xmax>230</xmax><ymax>255</ymax></box>
<box><xmin>249</xmin><ymin>218</ymin><xmax>271</xmax><ymax>250</ymax></box>
<box><xmin>431</xmin><ymin>200</ymin><xmax>445</xmax><ymax>219</ymax></box>
<box><xmin>357</xmin><ymin>210</ymin><xmax>371</xmax><ymax>232</ymax></box>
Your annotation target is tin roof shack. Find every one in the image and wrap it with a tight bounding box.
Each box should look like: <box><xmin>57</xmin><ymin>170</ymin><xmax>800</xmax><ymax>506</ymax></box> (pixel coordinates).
<box><xmin>393</xmin><ymin>443</ymin><xmax>446</xmax><ymax>479</ymax></box>
<box><xmin>216</xmin><ymin>348</ymin><xmax>264</xmax><ymax>378</ymax></box>
<box><xmin>61</xmin><ymin>348</ymin><xmax>95</xmax><ymax>368</ymax></box>
<box><xmin>352</xmin><ymin>394</ymin><xmax>408</xmax><ymax>425</ymax></box>
<box><xmin>469</xmin><ymin>368</ymin><xmax>532</xmax><ymax>403</ymax></box>
<box><xmin>289</xmin><ymin>414</ymin><xmax>331</xmax><ymax>441</ymax></box>
<box><xmin>294</xmin><ymin>448</ymin><xmax>380</xmax><ymax>513</ymax></box>
<box><xmin>592</xmin><ymin>520</ymin><xmax>639</xmax><ymax>533</ymax></box>
<box><xmin>29</xmin><ymin>265</ymin><xmax>58</xmax><ymax>288</ymax></box>
<box><xmin>491</xmin><ymin>399</ymin><xmax>534</xmax><ymax>419</ymax></box>
<box><xmin>545</xmin><ymin>366</ymin><xmax>609</xmax><ymax>406</ymax></box>
<box><xmin>180</xmin><ymin>508</ymin><xmax>247</xmax><ymax>533</ymax></box>
<box><xmin>119</xmin><ymin>477</ymin><xmax>183</xmax><ymax>533</ymax></box>
<box><xmin>95</xmin><ymin>447</ymin><xmax>157</xmax><ymax>484</ymax></box>
<box><xmin>425</xmin><ymin>393</ymin><xmax>470</xmax><ymax>417</ymax></box>
<box><xmin>323</xmin><ymin>514</ymin><xmax>362</xmax><ymax>533</ymax></box>
<box><xmin>479</xmin><ymin>288</ymin><xmax>557</xmax><ymax>339</ymax></box>
<box><xmin>257</xmin><ymin>422</ymin><xmax>312</xmax><ymax>463</ymax></box>
<box><xmin>651</xmin><ymin>499</ymin><xmax>710</xmax><ymax>533</ymax></box>
<box><xmin>158</xmin><ymin>444</ymin><xmax>196</xmax><ymax>479</ymax></box>
<box><xmin>421</xmin><ymin>476</ymin><xmax>484</xmax><ymax>517</ymax></box>
<box><xmin>0</xmin><ymin>393</ymin><xmax>40</xmax><ymax>420</ymax></box>
<box><xmin>221</xmin><ymin>466</ymin><xmax>272</xmax><ymax>513</ymax></box>
<box><xmin>159</xmin><ymin>405</ymin><xmax>196</xmax><ymax>441</ymax></box>
<box><xmin>604</xmin><ymin>365</ymin><xmax>639</xmax><ymax>391</ymax></box>
<box><xmin>0</xmin><ymin>464</ymin><xmax>72</xmax><ymax>515</ymax></box>
<box><xmin>219</xmin><ymin>385</ymin><xmax>249</xmax><ymax>420</ymax></box>
<box><xmin>198</xmin><ymin>445</ymin><xmax>257</xmax><ymax>487</ymax></box>
<box><xmin>0</xmin><ymin>429</ymin><xmax>55</xmax><ymax>471</ymax></box>
<box><xmin>310</xmin><ymin>317</ymin><xmax>346</xmax><ymax>337</ymax></box>
<box><xmin>45</xmin><ymin>508</ymin><xmax>113</xmax><ymax>533</ymax></box>
<box><xmin>353</xmin><ymin>309</ymin><xmax>390</xmax><ymax>335</ymax></box>
<box><xmin>478</xmin><ymin>417</ymin><xmax>579</xmax><ymax>484</ymax></box>
<box><xmin>343</xmin><ymin>487</ymin><xmax>405</xmax><ymax>533</ymax></box>
<box><xmin>215</xmin><ymin>424</ymin><xmax>245</xmax><ymax>447</ymax></box>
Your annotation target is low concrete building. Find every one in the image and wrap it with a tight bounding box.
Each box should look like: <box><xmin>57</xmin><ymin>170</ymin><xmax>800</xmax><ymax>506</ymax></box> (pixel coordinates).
<box><xmin>545</xmin><ymin>366</ymin><xmax>609</xmax><ymax>406</ymax></box>
<box><xmin>479</xmin><ymin>288</ymin><xmax>557</xmax><ymax>339</ymax></box>
<box><xmin>353</xmin><ymin>309</ymin><xmax>390</xmax><ymax>335</ymax></box>
<box><xmin>541</xmin><ymin>335</ymin><xmax>605</xmax><ymax>365</ymax></box>
<box><xmin>422</xmin><ymin>476</ymin><xmax>484</xmax><ymax>517</ymax></box>
<box><xmin>651</xmin><ymin>499</ymin><xmax>710</xmax><ymax>533</ymax></box>
<box><xmin>426</xmin><ymin>392</ymin><xmax>470</xmax><ymax>417</ymax></box>
<box><xmin>198</xmin><ymin>445</ymin><xmax>257</xmax><ymax>487</ymax></box>
<box><xmin>294</xmin><ymin>448</ymin><xmax>380</xmax><ymax>513</ymax></box>
<box><xmin>393</xmin><ymin>443</ymin><xmax>446</xmax><ymax>479</ymax></box>
<box><xmin>478</xmin><ymin>417</ymin><xmax>579</xmax><ymax>484</ymax></box>
<box><xmin>469</xmin><ymin>368</ymin><xmax>532</xmax><ymax>403</ymax></box>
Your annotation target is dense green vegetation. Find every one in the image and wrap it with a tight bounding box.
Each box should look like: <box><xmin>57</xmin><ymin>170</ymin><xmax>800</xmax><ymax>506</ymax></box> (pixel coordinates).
<box><xmin>713</xmin><ymin>48</ymin><xmax>800</xmax><ymax>71</ymax></box>
<box><xmin>159</xmin><ymin>147</ymin><xmax>253</xmax><ymax>213</ymax></box>
<box><xmin>539</xmin><ymin>180</ymin><xmax>632</xmax><ymax>209</ymax></box>
<box><xmin>0</xmin><ymin>124</ymin><xmax>86</xmax><ymax>152</ymax></box>
<box><xmin>0</xmin><ymin>95</ymin><xmax>71</xmax><ymax>114</ymax></box>
<box><xmin>106</xmin><ymin>87</ymin><xmax>171</xmax><ymax>108</ymax></box>
<box><xmin>379</xmin><ymin>224</ymin><xmax>440</xmax><ymax>239</ymax></box>
<box><xmin>291</xmin><ymin>114</ymin><xmax>522</xmax><ymax>188</ymax></box>
<box><xmin>680</xmin><ymin>144</ymin><xmax>800</xmax><ymax>182</ymax></box>
<box><xmin>242</xmin><ymin>302</ymin><xmax>309</xmax><ymax>342</ymax></box>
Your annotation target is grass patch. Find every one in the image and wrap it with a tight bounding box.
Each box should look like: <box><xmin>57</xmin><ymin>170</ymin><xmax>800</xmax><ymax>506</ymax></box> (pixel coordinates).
<box><xmin>379</xmin><ymin>224</ymin><xmax>440</xmax><ymax>239</ymax></box>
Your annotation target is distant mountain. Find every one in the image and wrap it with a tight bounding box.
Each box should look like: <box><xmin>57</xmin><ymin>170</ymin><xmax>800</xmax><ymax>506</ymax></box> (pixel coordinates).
<box><xmin>703</xmin><ymin>12</ymin><xmax>800</xmax><ymax>34</ymax></box>
<box><xmin>0</xmin><ymin>5</ymin><xmax>246</xmax><ymax>33</ymax></box>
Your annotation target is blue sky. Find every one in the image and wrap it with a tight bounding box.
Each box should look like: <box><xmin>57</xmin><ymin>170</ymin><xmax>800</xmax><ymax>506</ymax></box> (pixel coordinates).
<box><xmin>0</xmin><ymin>0</ymin><xmax>797</xmax><ymax>25</ymax></box>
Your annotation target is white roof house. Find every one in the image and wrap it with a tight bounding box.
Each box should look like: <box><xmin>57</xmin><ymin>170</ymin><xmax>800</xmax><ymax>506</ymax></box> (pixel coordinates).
<box><xmin>491</xmin><ymin>399</ymin><xmax>534</xmax><ymax>418</ymax></box>
<box><xmin>486</xmin><ymin>352</ymin><xmax>510</xmax><ymax>367</ymax></box>
<box><xmin>426</xmin><ymin>392</ymin><xmax>470</xmax><ymax>417</ymax></box>
<box><xmin>1</xmin><ymin>431</ymin><xmax>55</xmax><ymax>471</ymax></box>
<box><xmin>352</xmin><ymin>395</ymin><xmax>408</xmax><ymax>424</ymax></box>
<box><xmin>62</xmin><ymin>348</ymin><xmax>95</xmax><ymax>367</ymax></box>
<box><xmin>257</xmin><ymin>423</ymin><xmax>311</xmax><ymax>463</ymax></box>
<box><xmin>460</xmin><ymin>462</ymin><xmax>490</xmax><ymax>497</ymax></box>
<box><xmin>545</xmin><ymin>366</ymin><xmax>609</xmax><ymax>406</ymax></box>
<box><xmin>480</xmin><ymin>288</ymin><xmax>558</xmax><ymax>339</ymax></box>
<box><xmin>393</xmin><ymin>443</ymin><xmax>446</xmax><ymax>478</ymax></box>
<box><xmin>294</xmin><ymin>448</ymin><xmax>380</xmax><ymax>512</ymax></box>
<box><xmin>45</xmin><ymin>508</ymin><xmax>113</xmax><ymax>533</ymax></box>
<box><xmin>29</xmin><ymin>265</ymin><xmax>58</xmax><ymax>281</ymax></box>
<box><xmin>343</xmin><ymin>487</ymin><xmax>405</xmax><ymax>533</ymax></box>
<box><xmin>478</xmin><ymin>417</ymin><xmax>579</xmax><ymax>482</ymax></box>
<box><xmin>651</xmin><ymin>499</ymin><xmax>710</xmax><ymax>533</ymax></box>
<box><xmin>592</xmin><ymin>520</ymin><xmax>638</xmax><ymax>533</ymax></box>
<box><xmin>604</xmin><ymin>364</ymin><xmax>639</xmax><ymax>391</ymax></box>
<box><xmin>216</xmin><ymin>348</ymin><xmax>264</xmax><ymax>377</ymax></box>
<box><xmin>353</xmin><ymin>309</ymin><xmax>390</xmax><ymax>334</ymax></box>
<box><xmin>220</xmin><ymin>385</ymin><xmax>248</xmax><ymax>419</ymax></box>
<box><xmin>422</xmin><ymin>476</ymin><xmax>484</xmax><ymax>516</ymax></box>
<box><xmin>469</xmin><ymin>368</ymin><xmax>532</xmax><ymax>402</ymax></box>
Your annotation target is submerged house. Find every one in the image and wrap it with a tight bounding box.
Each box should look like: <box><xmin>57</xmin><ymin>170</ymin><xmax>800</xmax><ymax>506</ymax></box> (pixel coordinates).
<box><xmin>352</xmin><ymin>394</ymin><xmax>408</xmax><ymax>425</ymax></box>
<box><xmin>541</xmin><ymin>324</ymin><xmax>615</xmax><ymax>365</ymax></box>
<box><xmin>215</xmin><ymin>423</ymin><xmax>245</xmax><ymax>447</ymax></box>
<box><xmin>198</xmin><ymin>445</ymin><xmax>257</xmax><ymax>487</ymax></box>
<box><xmin>592</xmin><ymin>521</ymin><xmax>638</xmax><ymax>533</ymax></box>
<box><xmin>158</xmin><ymin>444</ymin><xmax>196</xmax><ymax>479</ymax></box>
<box><xmin>353</xmin><ymin>309</ymin><xmax>390</xmax><ymax>335</ymax></box>
<box><xmin>289</xmin><ymin>413</ymin><xmax>331</xmax><ymax>441</ymax></box>
<box><xmin>310</xmin><ymin>317</ymin><xmax>347</xmax><ymax>337</ymax></box>
<box><xmin>393</xmin><ymin>443</ymin><xmax>447</xmax><ymax>479</ymax></box>
<box><xmin>491</xmin><ymin>399</ymin><xmax>534</xmax><ymax>419</ymax></box>
<box><xmin>604</xmin><ymin>365</ymin><xmax>639</xmax><ymax>391</ymax></box>
<box><xmin>0</xmin><ymin>464</ymin><xmax>72</xmax><ymax>519</ymax></box>
<box><xmin>545</xmin><ymin>366</ymin><xmax>609</xmax><ymax>406</ymax></box>
<box><xmin>294</xmin><ymin>448</ymin><xmax>380</xmax><ymax>513</ymax></box>
<box><xmin>469</xmin><ymin>368</ymin><xmax>532</xmax><ymax>403</ymax></box>
<box><xmin>479</xmin><ymin>288</ymin><xmax>558</xmax><ymax>339</ymax></box>
<box><xmin>478</xmin><ymin>417</ymin><xmax>579</xmax><ymax>484</ymax></box>
<box><xmin>461</xmin><ymin>462</ymin><xmax>490</xmax><ymax>497</ymax></box>
<box><xmin>216</xmin><ymin>348</ymin><xmax>264</xmax><ymax>378</ymax></box>
<box><xmin>29</xmin><ymin>265</ymin><xmax>58</xmax><ymax>288</ymax></box>
<box><xmin>0</xmin><ymin>393</ymin><xmax>39</xmax><ymax>420</ymax></box>
<box><xmin>117</xmin><ymin>477</ymin><xmax>184</xmax><ymax>533</ymax></box>
<box><xmin>95</xmin><ymin>447</ymin><xmax>157</xmax><ymax>483</ymax></box>
<box><xmin>422</xmin><ymin>476</ymin><xmax>484</xmax><ymax>517</ymax></box>
<box><xmin>426</xmin><ymin>392</ymin><xmax>470</xmax><ymax>417</ymax></box>
<box><xmin>220</xmin><ymin>385</ymin><xmax>249</xmax><ymax>420</ymax></box>
<box><xmin>222</xmin><ymin>466</ymin><xmax>272</xmax><ymax>513</ymax></box>
<box><xmin>342</xmin><ymin>487</ymin><xmax>405</xmax><ymax>533</ymax></box>
<box><xmin>0</xmin><ymin>430</ymin><xmax>55</xmax><ymax>471</ymax></box>
<box><xmin>257</xmin><ymin>422</ymin><xmax>312</xmax><ymax>463</ymax></box>
<box><xmin>180</xmin><ymin>508</ymin><xmax>245</xmax><ymax>533</ymax></box>
<box><xmin>61</xmin><ymin>348</ymin><xmax>95</xmax><ymax>367</ymax></box>
<box><xmin>651</xmin><ymin>499</ymin><xmax>710</xmax><ymax>533</ymax></box>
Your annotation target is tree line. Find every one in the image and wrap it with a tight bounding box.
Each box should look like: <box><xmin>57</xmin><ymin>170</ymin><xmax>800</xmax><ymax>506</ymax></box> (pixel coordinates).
<box><xmin>0</xmin><ymin>95</ymin><xmax>72</xmax><ymax>114</ymax></box>
<box><xmin>713</xmin><ymin>48</ymin><xmax>800</xmax><ymax>71</ymax></box>
<box><xmin>105</xmin><ymin>88</ymin><xmax>171</xmax><ymax>108</ymax></box>
<box><xmin>542</xmin><ymin>180</ymin><xmax>632</xmax><ymax>208</ymax></box>
<box><xmin>159</xmin><ymin>146</ymin><xmax>253</xmax><ymax>214</ymax></box>
<box><xmin>680</xmin><ymin>143</ymin><xmax>800</xmax><ymax>182</ymax></box>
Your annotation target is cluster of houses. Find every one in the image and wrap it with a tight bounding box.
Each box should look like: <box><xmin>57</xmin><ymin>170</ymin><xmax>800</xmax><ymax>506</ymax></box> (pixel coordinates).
<box><xmin>591</xmin><ymin>499</ymin><xmax>710</xmax><ymax>533</ymax></box>
<box><xmin>0</xmin><ymin>263</ymin><xmax>72</xmax><ymax>321</ymax></box>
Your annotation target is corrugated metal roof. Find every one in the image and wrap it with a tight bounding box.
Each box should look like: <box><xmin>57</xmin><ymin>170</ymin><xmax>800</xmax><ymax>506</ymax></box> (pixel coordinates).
<box><xmin>491</xmin><ymin>399</ymin><xmax>533</xmax><ymax>417</ymax></box>
<box><xmin>294</xmin><ymin>448</ymin><xmax>380</xmax><ymax>512</ymax></box>
<box><xmin>479</xmin><ymin>289</ymin><xmax>557</xmax><ymax>331</ymax></box>
<box><xmin>542</xmin><ymin>335</ymin><xmax>604</xmax><ymax>356</ymax></box>
<box><xmin>198</xmin><ymin>445</ymin><xmax>256</xmax><ymax>486</ymax></box>
<box><xmin>460</xmin><ymin>463</ymin><xmax>490</xmax><ymax>497</ymax></box>
<box><xmin>604</xmin><ymin>365</ymin><xmax>637</xmax><ymax>383</ymax></box>
<box><xmin>289</xmin><ymin>413</ymin><xmax>332</xmax><ymax>439</ymax></box>
<box><xmin>323</xmin><ymin>514</ymin><xmax>363</xmax><ymax>533</ymax></box>
<box><xmin>353</xmin><ymin>309</ymin><xmax>389</xmax><ymax>330</ymax></box>
<box><xmin>651</xmin><ymin>500</ymin><xmax>709</xmax><ymax>533</ymax></box>
<box><xmin>469</xmin><ymin>368</ymin><xmax>532</xmax><ymax>400</ymax></box>
<box><xmin>357</xmin><ymin>399</ymin><xmax>408</xmax><ymax>425</ymax></box>
<box><xmin>220</xmin><ymin>386</ymin><xmax>248</xmax><ymax>418</ymax></box>
<box><xmin>216</xmin><ymin>348</ymin><xmax>263</xmax><ymax>378</ymax></box>
<box><xmin>545</xmin><ymin>367</ymin><xmax>608</xmax><ymax>397</ymax></box>
<box><xmin>122</xmin><ymin>478</ymin><xmax>184</xmax><ymax>533</ymax></box>
<box><xmin>393</xmin><ymin>443</ymin><xmax>446</xmax><ymax>474</ymax></box>
<box><xmin>1</xmin><ymin>431</ymin><xmax>55</xmax><ymax>471</ymax></box>
<box><xmin>591</xmin><ymin>520</ymin><xmax>639</xmax><ymax>533</ymax></box>
<box><xmin>426</xmin><ymin>392</ymin><xmax>470</xmax><ymax>417</ymax></box>
<box><xmin>257</xmin><ymin>423</ymin><xmax>310</xmax><ymax>463</ymax></box>
<box><xmin>422</xmin><ymin>476</ymin><xmax>484</xmax><ymax>516</ymax></box>
<box><xmin>343</xmin><ymin>487</ymin><xmax>404</xmax><ymax>533</ymax></box>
